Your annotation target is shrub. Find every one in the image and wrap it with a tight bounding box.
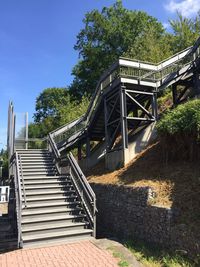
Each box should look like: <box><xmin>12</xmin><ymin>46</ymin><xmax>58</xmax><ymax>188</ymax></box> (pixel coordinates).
<box><xmin>156</xmin><ymin>99</ymin><xmax>200</xmax><ymax>161</ymax></box>
<box><xmin>157</xmin><ymin>99</ymin><xmax>200</xmax><ymax>136</ymax></box>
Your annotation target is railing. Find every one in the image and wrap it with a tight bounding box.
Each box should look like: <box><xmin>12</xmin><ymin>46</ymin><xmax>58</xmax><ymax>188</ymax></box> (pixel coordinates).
<box><xmin>18</xmin><ymin>154</ymin><xmax>27</xmax><ymax>208</ymax></box>
<box><xmin>11</xmin><ymin>153</ymin><xmax>23</xmax><ymax>248</ymax></box>
<box><xmin>67</xmin><ymin>152</ymin><xmax>97</xmax><ymax>237</ymax></box>
<box><xmin>49</xmin><ymin>117</ymin><xmax>86</xmax><ymax>153</ymax></box>
<box><xmin>49</xmin><ymin>37</ymin><xmax>200</xmax><ymax>153</ymax></box>
<box><xmin>47</xmin><ymin>134</ymin><xmax>97</xmax><ymax>237</ymax></box>
<box><xmin>119</xmin><ymin>46</ymin><xmax>193</xmax><ymax>84</ymax></box>
<box><xmin>14</xmin><ymin>137</ymin><xmax>48</xmax><ymax>150</ymax></box>
<box><xmin>8</xmin><ymin>151</ymin><xmax>28</xmax><ymax>248</ymax></box>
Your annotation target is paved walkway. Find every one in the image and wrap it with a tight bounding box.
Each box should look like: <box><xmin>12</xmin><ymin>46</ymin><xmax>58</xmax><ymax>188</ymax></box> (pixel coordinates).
<box><xmin>0</xmin><ymin>240</ymin><xmax>119</xmax><ymax>267</ymax></box>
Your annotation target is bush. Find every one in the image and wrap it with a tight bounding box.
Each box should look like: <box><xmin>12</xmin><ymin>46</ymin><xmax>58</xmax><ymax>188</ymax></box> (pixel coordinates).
<box><xmin>156</xmin><ymin>99</ymin><xmax>200</xmax><ymax>161</ymax></box>
<box><xmin>157</xmin><ymin>99</ymin><xmax>200</xmax><ymax>136</ymax></box>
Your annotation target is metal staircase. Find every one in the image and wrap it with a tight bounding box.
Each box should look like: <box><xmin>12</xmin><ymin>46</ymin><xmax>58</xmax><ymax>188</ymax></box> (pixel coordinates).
<box><xmin>6</xmin><ymin>37</ymin><xmax>200</xmax><ymax>249</ymax></box>
<box><xmin>16</xmin><ymin>149</ymin><xmax>93</xmax><ymax>248</ymax></box>
<box><xmin>49</xmin><ymin>37</ymin><xmax>200</xmax><ymax>163</ymax></box>
<box><xmin>7</xmin><ymin>104</ymin><xmax>96</xmax><ymax>249</ymax></box>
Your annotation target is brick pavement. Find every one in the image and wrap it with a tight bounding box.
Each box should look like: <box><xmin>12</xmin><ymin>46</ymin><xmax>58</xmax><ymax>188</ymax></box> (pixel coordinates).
<box><xmin>0</xmin><ymin>240</ymin><xmax>119</xmax><ymax>267</ymax></box>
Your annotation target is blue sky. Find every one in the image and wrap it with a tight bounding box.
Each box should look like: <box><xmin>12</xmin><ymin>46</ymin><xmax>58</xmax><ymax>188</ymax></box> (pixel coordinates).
<box><xmin>0</xmin><ymin>0</ymin><xmax>199</xmax><ymax>149</ymax></box>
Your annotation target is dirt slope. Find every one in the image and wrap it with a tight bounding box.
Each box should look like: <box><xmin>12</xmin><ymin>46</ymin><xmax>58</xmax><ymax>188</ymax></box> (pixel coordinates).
<box><xmin>87</xmin><ymin>141</ymin><xmax>200</xmax><ymax>228</ymax></box>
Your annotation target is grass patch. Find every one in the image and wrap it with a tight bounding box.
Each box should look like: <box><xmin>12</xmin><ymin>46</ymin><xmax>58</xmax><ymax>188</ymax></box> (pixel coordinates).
<box><xmin>108</xmin><ymin>247</ymin><xmax>129</xmax><ymax>267</ymax></box>
<box><xmin>125</xmin><ymin>240</ymin><xmax>196</xmax><ymax>267</ymax></box>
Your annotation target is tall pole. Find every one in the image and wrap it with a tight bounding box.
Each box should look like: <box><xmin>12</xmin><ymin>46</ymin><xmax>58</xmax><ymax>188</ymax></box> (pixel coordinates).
<box><xmin>25</xmin><ymin>112</ymin><xmax>28</xmax><ymax>150</ymax></box>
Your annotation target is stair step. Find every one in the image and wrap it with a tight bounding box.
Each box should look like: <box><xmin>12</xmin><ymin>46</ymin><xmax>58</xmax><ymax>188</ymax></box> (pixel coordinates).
<box><xmin>22</xmin><ymin>185</ymin><xmax>73</xmax><ymax>193</ymax></box>
<box><xmin>22</xmin><ymin>228</ymin><xmax>93</xmax><ymax>244</ymax></box>
<box><xmin>21</xmin><ymin>159</ymin><xmax>53</xmax><ymax>162</ymax></box>
<box><xmin>20</xmin><ymin>153</ymin><xmax>51</xmax><ymax>157</ymax></box>
<box><xmin>24</xmin><ymin>194</ymin><xmax>76</xmax><ymax>200</ymax></box>
<box><xmin>22</xmin><ymin>172</ymin><xmax>56</xmax><ymax>176</ymax></box>
<box><xmin>21</xmin><ymin>164</ymin><xmax>54</xmax><ymax>168</ymax></box>
<box><xmin>22</xmin><ymin>208</ymin><xmax>83</xmax><ymax>219</ymax></box>
<box><xmin>25</xmin><ymin>201</ymin><xmax>81</xmax><ymax>209</ymax></box>
<box><xmin>18</xmin><ymin>150</ymin><xmax>49</xmax><ymax>153</ymax></box>
<box><xmin>22</xmin><ymin>180</ymin><xmax>71</xmax><ymax>185</ymax></box>
<box><xmin>23</xmin><ymin>196</ymin><xmax>78</xmax><ymax>205</ymax></box>
<box><xmin>21</xmin><ymin>168</ymin><xmax>55</xmax><ymax>172</ymax></box>
<box><xmin>22</xmin><ymin>181</ymin><xmax>70</xmax><ymax>190</ymax></box>
<box><xmin>23</xmin><ymin>175</ymin><xmax>69</xmax><ymax>179</ymax></box>
<box><xmin>22</xmin><ymin>206</ymin><xmax>82</xmax><ymax>216</ymax></box>
<box><xmin>23</xmin><ymin>192</ymin><xmax>76</xmax><ymax>200</ymax></box>
<box><xmin>22</xmin><ymin>214</ymin><xmax>86</xmax><ymax>224</ymax></box>
<box><xmin>19</xmin><ymin>172</ymin><xmax>56</xmax><ymax>175</ymax></box>
<box><xmin>20</xmin><ymin>157</ymin><xmax>52</xmax><ymax>160</ymax></box>
<box><xmin>21</xmin><ymin>179</ymin><xmax>72</xmax><ymax>189</ymax></box>
<box><xmin>22</xmin><ymin>188</ymin><xmax>74</xmax><ymax>195</ymax></box>
<box><xmin>22</xmin><ymin>221</ymin><xmax>88</xmax><ymax>233</ymax></box>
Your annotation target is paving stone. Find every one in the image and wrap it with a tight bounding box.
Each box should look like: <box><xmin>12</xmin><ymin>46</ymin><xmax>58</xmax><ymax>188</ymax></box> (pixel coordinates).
<box><xmin>0</xmin><ymin>240</ymin><xmax>118</xmax><ymax>267</ymax></box>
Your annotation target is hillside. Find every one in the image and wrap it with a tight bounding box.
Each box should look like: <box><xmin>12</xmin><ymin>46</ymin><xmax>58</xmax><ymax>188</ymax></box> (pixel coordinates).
<box><xmin>86</xmin><ymin>140</ymin><xmax>200</xmax><ymax>231</ymax></box>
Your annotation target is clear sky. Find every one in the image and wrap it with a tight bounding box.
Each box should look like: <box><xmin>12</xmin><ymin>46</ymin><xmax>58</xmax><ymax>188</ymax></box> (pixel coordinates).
<box><xmin>0</xmin><ymin>0</ymin><xmax>199</xmax><ymax>149</ymax></box>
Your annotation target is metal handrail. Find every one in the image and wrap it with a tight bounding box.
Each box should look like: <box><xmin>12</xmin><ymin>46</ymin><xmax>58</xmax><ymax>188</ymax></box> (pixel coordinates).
<box><xmin>48</xmin><ymin>133</ymin><xmax>61</xmax><ymax>159</ymax></box>
<box><xmin>18</xmin><ymin>154</ymin><xmax>27</xmax><ymax>208</ymax></box>
<box><xmin>15</xmin><ymin>137</ymin><xmax>48</xmax><ymax>149</ymax></box>
<box><xmin>67</xmin><ymin>152</ymin><xmax>96</xmax><ymax>237</ymax></box>
<box><xmin>12</xmin><ymin>153</ymin><xmax>23</xmax><ymax>247</ymax></box>
<box><xmin>50</xmin><ymin>116</ymin><xmax>84</xmax><ymax>137</ymax></box>
<box><xmin>47</xmin><ymin>133</ymin><xmax>97</xmax><ymax>237</ymax></box>
<box><xmin>68</xmin><ymin>153</ymin><xmax>95</xmax><ymax>199</ymax></box>
<box><xmin>120</xmin><ymin>45</ymin><xmax>192</xmax><ymax>69</ymax></box>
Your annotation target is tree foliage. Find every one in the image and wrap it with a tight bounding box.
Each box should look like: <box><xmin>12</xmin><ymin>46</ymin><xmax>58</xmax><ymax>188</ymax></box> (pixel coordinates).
<box><xmin>30</xmin><ymin>88</ymin><xmax>89</xmax><ymax>137</ymax></box>
<box><xmin>157</xmin><ymin>99</ymin><xmax>200</xmax><ymax>137</ymax></box>
<box><xmin>0</xmin><ymin>149</ymin><xmax>8</xmax><ymax>180</ymax></box>
<box><xmin>34</xmin><ymin>87</ymin><xmax>70</xmax><ymax>123</ymax></box>
<box><xmin>169</xmin><ymin>12</ymin><xmax>200</xmax><ymax>52</ymax></box>
<box><xmin>124</xmin><ymin>26</ymin><xmax>172</xmax><ymax>63</ymax></box>
<box><xmin>70</xmin><ymin>0</ymin><xmax>165</xmax><ymax>98</ymax></box>
<box><xmin>157</xmin><ymin>99</ymin><xmax>200</xmax><ymax>161</ymax></box>
<box><xmin>30</xmin><ymin>2</ymin><xmax>200</xmax><ymax>140</ymax></box>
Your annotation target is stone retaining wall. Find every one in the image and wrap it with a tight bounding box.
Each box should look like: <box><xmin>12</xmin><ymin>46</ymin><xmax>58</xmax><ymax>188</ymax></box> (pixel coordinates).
<box><xmin>91</xmin><ymin>183</ymin><xmax>199</xmax><ymax>258</ymax></box>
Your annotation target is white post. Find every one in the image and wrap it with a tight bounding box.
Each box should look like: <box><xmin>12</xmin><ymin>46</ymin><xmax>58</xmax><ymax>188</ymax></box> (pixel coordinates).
<box><xmin>25</xmin><ymin>112</ymin><xmax>28</xmax><ymax>149</ymax></box>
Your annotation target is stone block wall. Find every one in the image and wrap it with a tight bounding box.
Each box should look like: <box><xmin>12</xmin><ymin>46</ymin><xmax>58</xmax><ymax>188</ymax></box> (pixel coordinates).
<box><xmin>91</xmin><ymin>183</ymin><xmax>199</xmax><ymax>258</ymax></box>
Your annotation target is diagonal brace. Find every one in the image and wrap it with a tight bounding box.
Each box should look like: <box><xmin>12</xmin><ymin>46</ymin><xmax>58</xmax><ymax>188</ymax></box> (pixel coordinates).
<box><xmin>126</xmin><ymin>92</ymin><xmax>154</xmax><ymax>119</ymax></box>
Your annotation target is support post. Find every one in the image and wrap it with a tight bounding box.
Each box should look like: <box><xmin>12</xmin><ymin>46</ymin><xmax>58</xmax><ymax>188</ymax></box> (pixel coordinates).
<box><xmin>25</xmin><ymin>112</ymin><xmax>28</xmax><ymax>150</ymax></box>
<box><xmin>172</xmin><ymin>84</ymin><xmax>178</xmax><ymax>106</ymax></box>
<box><xmin>104</xmin><ymin>97</ymin><xmax>109</xmax><ymax>152</ymax></box>
<box><xmin>120</xmin><ymin>85</ymin><xmax>128</xmax><ymax>150</ymax></box>
<box><xmin>152</xmin><ymin>92</ymin><xmax>158</xmax><ymax>120</ymax></box>
<box><xmin>193</xmin><ymin>71</ymin><xmax>200</xmax><ymax>96</ymax></box>
<box><xmin>78</xmin><ymin>143</ymin><xmax>82</xmax><ymax>161</ymax></box>
<box><xmin>12</xmin><ymin>115</ymin><xmax>16</xmax><ymax>156</ymax></box>
<box><xmin>86</xmin><ymin>136</ymin><xmax>91</xmax><ymax>158</ymax></box>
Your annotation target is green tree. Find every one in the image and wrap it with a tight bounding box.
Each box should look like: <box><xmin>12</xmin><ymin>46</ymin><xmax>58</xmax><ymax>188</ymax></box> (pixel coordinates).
<box><xmin>124</xmin><ymin>26</ymin><xmax>172</xmax><ymax>63</ymax></box>
<box><xmin>169</xmin><ymin>12</ymin><xmax>200</xmax><ymax>52</ymax></box>
<box><xmin>0</xmin><ymin>149</ymin><xmax>8</xmax><ymax>180</ymax></box>
<box><xmin>70</xmin><ymin>0</ymin><xmax>165</xmax><ymax>98</ymax></box>
<box><xmin>30</xmin><ymin>88</ymin><xmax>90</xmax><ymax>138</ymax></box>
<box><xmin>34</xmin><ymin>87</ymin><xmax>70</xmax><ymax>123</ymax></box>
